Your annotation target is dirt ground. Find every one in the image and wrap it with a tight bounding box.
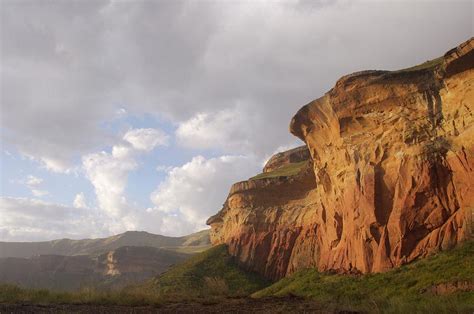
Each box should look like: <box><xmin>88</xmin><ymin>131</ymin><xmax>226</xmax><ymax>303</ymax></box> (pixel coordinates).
<box><xmin>0</xmin><ymin>297</ymin><xmax>358</xmax><ymax>313</ymax></box>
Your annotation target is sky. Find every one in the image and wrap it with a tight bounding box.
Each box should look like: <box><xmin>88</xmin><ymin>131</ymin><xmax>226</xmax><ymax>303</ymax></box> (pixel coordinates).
<box><xmin>0</xmin><ymin>0</ymin><xmax>472</xmax><ymax>241</ymax></box>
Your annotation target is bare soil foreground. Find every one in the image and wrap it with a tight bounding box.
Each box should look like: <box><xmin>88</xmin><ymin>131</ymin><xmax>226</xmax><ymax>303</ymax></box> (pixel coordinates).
<box><xmin>0</xmin><ymin>297</ymin><xmax>354</xmax><ymax>314</ymax></box>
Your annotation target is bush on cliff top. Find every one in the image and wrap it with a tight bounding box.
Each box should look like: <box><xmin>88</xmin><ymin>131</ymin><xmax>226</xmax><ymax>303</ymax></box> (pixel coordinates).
<box><xmin>253</xmin><ymin>240</ymin><xmax>474</xmax><ymax>313</ymax></box>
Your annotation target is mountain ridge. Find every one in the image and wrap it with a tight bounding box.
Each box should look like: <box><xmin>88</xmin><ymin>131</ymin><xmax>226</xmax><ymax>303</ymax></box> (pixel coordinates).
<box><xmin>0</xmin><ymin>229</ymin><xmax>210</xmax><ymax>259</ymax></box>
<box><xmin>0</xmin><ymin>229</ymin><xmax>211</xmax><ymax>290</ymax></box>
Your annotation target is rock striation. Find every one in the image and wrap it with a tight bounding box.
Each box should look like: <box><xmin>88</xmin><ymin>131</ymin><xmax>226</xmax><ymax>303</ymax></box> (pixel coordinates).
<box><xmin>207</xmin><ymin>38</ymin><xmax>474</xmax><ymax>281</ymax></box>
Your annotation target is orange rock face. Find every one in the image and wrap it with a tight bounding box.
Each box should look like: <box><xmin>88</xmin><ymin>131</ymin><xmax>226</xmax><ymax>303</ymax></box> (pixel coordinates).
<box><xmin>207</xmin><ymin>38</ymin><xmax>474</xmax><ymax>280</ymax></box>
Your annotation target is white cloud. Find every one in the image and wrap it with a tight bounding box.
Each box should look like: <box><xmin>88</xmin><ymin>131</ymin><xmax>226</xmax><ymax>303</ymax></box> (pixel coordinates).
<box><xmin>82</xmin><ymin>150</ymin><xmax>137</xmax><ymax>217</ymax></box>
<box><xmin>150</xmin><ymin>155</ymin><xmax>260</xmax><ymax>234</ymax></box>
<box><xmin>82</xmin><ymin>128</ymin><xmax>167</xmax><ymax>219</ymax></box>
<box><xmin>176</xmin><ymin>106</ymin><xmax>301</xmax><ymax>157</ymax></box>
<box><xmin>23</xmin><ymin>175</ymin><xmax>49</xmax><ymax>198</ymax></box>
<box><xmin>0</xmin><ymin>197</ymin><xmax>106</xmax><ymax>241</ymax></box>
<box><xmin>26</xmin><ymin>175</ymin><xmax>42</xmax><ymax>186</ymax></box>
<box><xmin>123</xmin><ymin>128</ymin><xmax>169</xmax><ymax>152</ymax></box>
<box><xmin>176</xmin><ymin>109</ymin><xmax>249</xmax><ymax>151</ymax></box>
<box><xmin>73</xmin><ymin>192</ymin><xmax>88</xmax><ymax>209</ymax></box>
<box><xmin>0</xmin><ymin>196</ymin><xmax>146</xmax><ymax>241</ymax></box>
<box><xmin>115</xmin><ymin>108</ymin><xmax>127</xmax><ymax>118</ymax></box>
<box><xmin>31</xmin><ymin>189</ymin><xmax>49</xmax><ymax>197</ymax></box>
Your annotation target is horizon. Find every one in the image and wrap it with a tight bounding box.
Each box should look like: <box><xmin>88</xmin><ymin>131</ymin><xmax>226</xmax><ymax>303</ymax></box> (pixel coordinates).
<box><xmin>0</xmin><ymin>228</ymin><xmax>211</xmax><ymax>243</ymax></box>
<box><xmin>1</xmin><ymin>0</ymin><xmax>472</xmax><ymax>241</ymax></box>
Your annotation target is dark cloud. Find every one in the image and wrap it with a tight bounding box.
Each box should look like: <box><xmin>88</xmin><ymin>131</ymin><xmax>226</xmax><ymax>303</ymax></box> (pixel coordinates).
<box><xmin>1</xmin><ymin>0</ymin><xmax>471</xmax><ymax>167</ymax></box>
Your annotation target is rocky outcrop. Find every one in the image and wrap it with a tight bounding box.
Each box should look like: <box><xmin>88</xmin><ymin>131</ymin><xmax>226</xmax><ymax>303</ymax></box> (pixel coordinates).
<box><xmin>99</xmin><ymin>246</ymin><xmax>187</xmax><ymax>277</ymax></box>
<box><xmin>263</xmin><ymin>146</ymin><xmax>310</xmax><ymax>173</ymax></box>
<box><xmin>208</xmin><ymin>38</ymin><xmax>474</xmax><ymax>280</ymax></box>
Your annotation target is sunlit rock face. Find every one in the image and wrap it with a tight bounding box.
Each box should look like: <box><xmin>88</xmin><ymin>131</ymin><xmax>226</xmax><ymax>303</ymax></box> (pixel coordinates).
<box><xmin>208</xmin><ymin>38</ymin><xmax>474</xmax><ymax>281</ymax></box>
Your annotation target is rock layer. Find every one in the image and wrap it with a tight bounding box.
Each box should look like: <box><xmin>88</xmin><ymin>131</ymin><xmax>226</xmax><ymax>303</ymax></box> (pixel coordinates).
<box><xmin>208</xmin><ymin>38</ymin><xmax>474</xmax><ymax>280</ymax></box>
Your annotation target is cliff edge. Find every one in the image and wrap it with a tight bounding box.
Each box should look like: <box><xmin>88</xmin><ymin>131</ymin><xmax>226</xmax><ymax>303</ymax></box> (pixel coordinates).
<box><xmin>207</xmin><ymin>38</ymin><xmax>474</xmax><ymax>280</ymax></box>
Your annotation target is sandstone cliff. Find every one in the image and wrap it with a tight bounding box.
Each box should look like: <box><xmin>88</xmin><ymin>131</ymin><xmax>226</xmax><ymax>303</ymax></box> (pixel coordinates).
<box><xmin>207</xmin><ymin>38</ymin><xmax>474</xmax><ymax>280</ymax></box>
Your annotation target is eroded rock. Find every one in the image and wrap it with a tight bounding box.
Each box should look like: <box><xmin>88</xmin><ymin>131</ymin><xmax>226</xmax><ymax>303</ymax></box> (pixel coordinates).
<box><xmin>208</xmin><ymin>38</ymin><xmax>474</xmax><ymax>280</ymax></box>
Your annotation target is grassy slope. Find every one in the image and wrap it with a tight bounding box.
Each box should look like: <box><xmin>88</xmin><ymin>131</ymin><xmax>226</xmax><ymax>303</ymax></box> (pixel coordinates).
<box><xmin>254</xmin><ymin>241</ymin><xmax>474</xmax><ymax>313</ymax></box>
<box><xmin>149</xmin><ymin>244</ymin><xmax>269</xmax><ymax>298</ymax></box>
<box><xmin>250</xmin><ymin>161</ymin><xmax>308</xmax><ymax>180</ymax></box>
<box><xmin>392</xmin><ymin>56</ymin><xmax>444</xmax><ymax>74</ymax></box>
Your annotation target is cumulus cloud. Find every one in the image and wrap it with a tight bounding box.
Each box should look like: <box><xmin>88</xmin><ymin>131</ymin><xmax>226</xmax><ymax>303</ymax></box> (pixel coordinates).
<box><xmin>176</xmin><ymin>108</ymin><xmax>250</xmax><ymax>152</ymax></box>
<box><xmin>83</xmin><ymin>149</ymin><xmax>136</xmax><ymax>216</ymax></box>
<box><xmin>82</xmin><ymin>128</ymin><xmax>166</xmax><ymax>223</ymax></box>
<box><xmin>150</xmin><ymin>155</ymin><xmax>261</xmax><ymax>234</ymax></box>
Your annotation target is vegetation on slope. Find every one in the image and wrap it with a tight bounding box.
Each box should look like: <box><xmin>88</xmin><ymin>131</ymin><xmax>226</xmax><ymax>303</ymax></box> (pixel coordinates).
<box><xmin>393</xmin><ymin>56</ymin><xmax>444</xmax><ymax>73</ymax></box>
<box><xmin>0</xmin><ymin>283</ymin><xmax>164</xmax><ymax>307</ymax></box>
<box><xmin>250</xmin><ymin>161</ymin><xmax>308</xmax><ymax>180</ymax></box>
<box><xmin>253</xmin><ymin>240</ymin><xmax>474</xmax><ymax>313</ymax></box>
<box><xmin>149</xmin><ymin>244</ymin><xmax>269</xmax><ymax>298</ymax></box>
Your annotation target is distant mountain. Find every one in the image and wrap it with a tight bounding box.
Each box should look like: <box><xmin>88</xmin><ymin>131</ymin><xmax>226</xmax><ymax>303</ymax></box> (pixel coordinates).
<box><xmin>0</xmin><ymin>230</ymin><xmax>211</xmax><ymax>291</ymax></box>
<box><xmin>0</xmin><ymin>229</ymin><xmax>210</xmax><ymax>258</ymax></box>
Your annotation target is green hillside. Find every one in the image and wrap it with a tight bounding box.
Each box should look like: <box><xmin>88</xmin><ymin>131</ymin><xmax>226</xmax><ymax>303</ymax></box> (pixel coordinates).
<box><xmin>253</xmin><ymin>241</ymin><xmax>474</xmax><ymax>313</ymax></box>
<box><xmin>149</xmin><ymin>244</ymin><xmax>269</xmax><ymax>298</ymax></box>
